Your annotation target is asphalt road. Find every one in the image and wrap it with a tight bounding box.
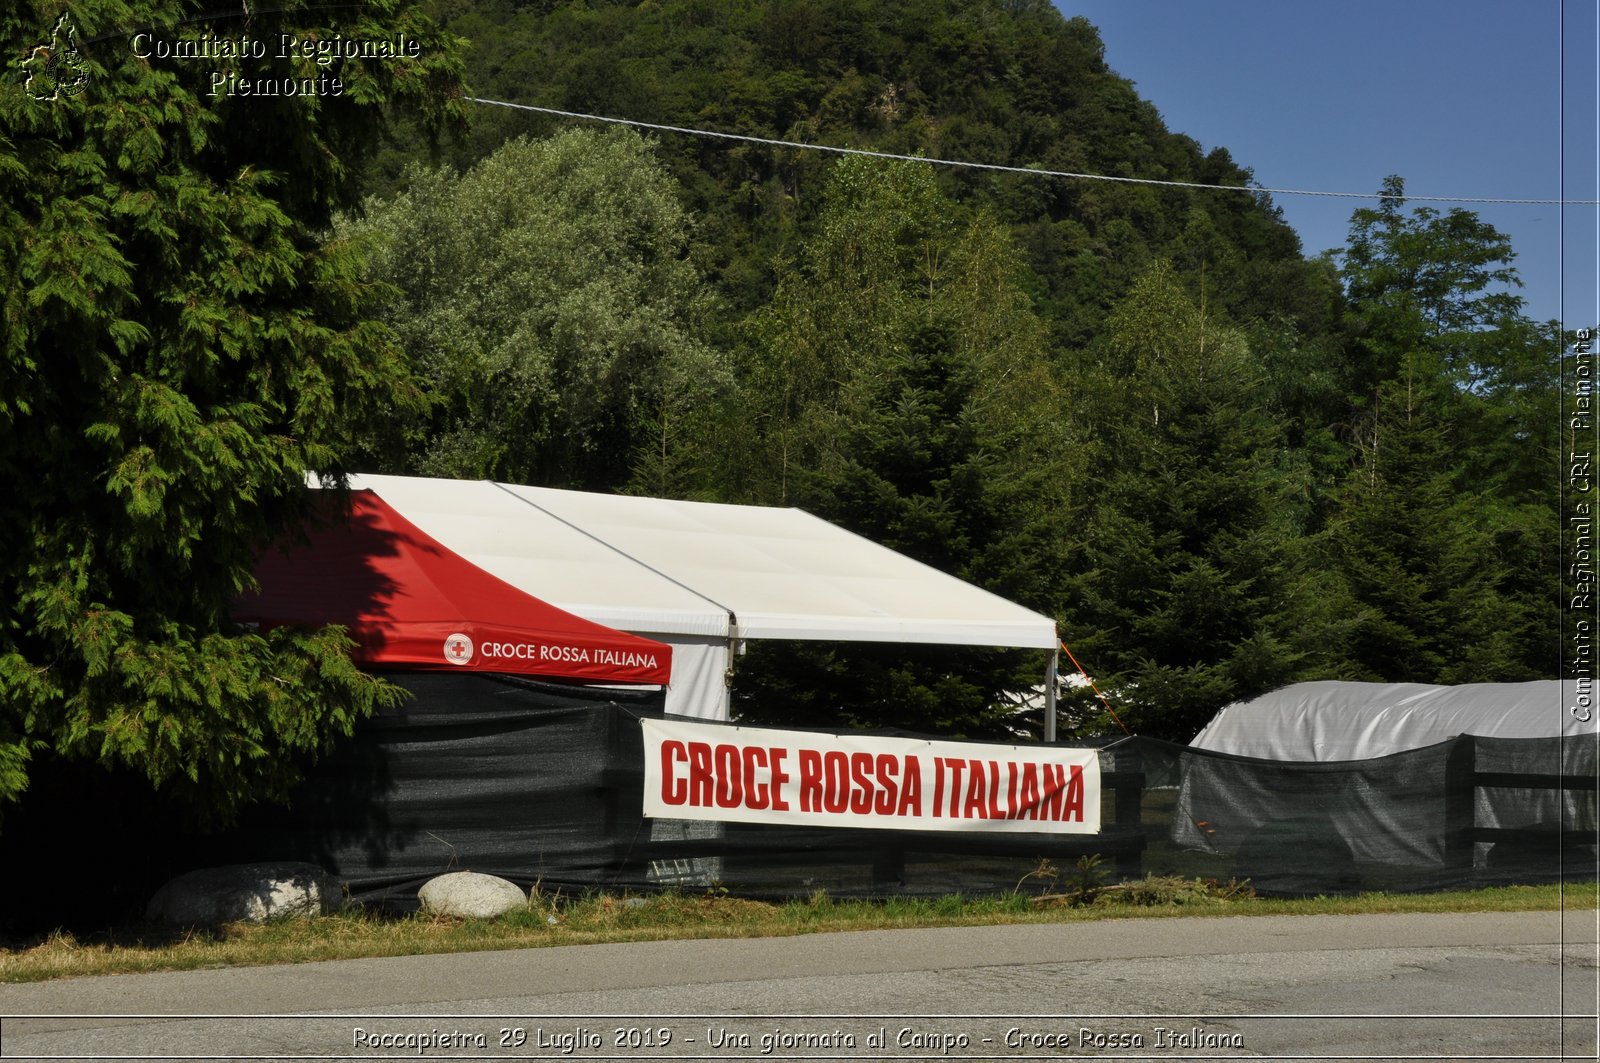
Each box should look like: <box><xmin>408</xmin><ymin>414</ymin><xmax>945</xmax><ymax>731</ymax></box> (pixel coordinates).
<box><xmin>1</xmin><ymin>909</ymin><xmax>1596</xmax><ymax>1061</ymax></box>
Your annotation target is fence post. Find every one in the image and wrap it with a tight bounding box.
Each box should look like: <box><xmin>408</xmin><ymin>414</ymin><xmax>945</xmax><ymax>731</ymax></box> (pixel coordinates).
<box><xmin>1105</xmin><ymin>743</ymin><xmax>1145</xmax><ymax>880</ymax></box>
<box><xmin>1443</xmin><ymin>734</ymin><xmax>1477</xmax><ymax>872</ymax></box>
<box><xmin>872</xmin><ymin>842</ymin><xmax>907</xmax><ymax>892</ymax></box>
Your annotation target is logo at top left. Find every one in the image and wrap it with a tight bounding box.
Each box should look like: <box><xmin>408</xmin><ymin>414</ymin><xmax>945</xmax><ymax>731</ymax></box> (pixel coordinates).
<box><xmin>24</xmin><ymin>13</ymin><xmax>90</xmax><ymax>101</ymax></box>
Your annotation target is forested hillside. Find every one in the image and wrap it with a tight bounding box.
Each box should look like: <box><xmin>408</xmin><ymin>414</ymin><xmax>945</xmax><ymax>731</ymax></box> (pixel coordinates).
<box><xmin>336</xmin><ymin>0</ymin><xmax>1564</xmax><ymax>741</ymax></box>
<box><xmin>377</xmin><ymin>0</ymin><xmax>1330</xmax><ymax>342</ymax></box>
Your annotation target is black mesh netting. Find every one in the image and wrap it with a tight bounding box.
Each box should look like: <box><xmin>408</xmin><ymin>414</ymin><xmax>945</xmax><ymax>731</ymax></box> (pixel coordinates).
<box><xmin>226</xmin><ymin>675</ymin><xmax>1600</xmax><ymax>904</ymax></box>
<box><xmin>3</xmin><ymin>673</ymin><xmax>1594</xmax><ymax>931</ymax></box>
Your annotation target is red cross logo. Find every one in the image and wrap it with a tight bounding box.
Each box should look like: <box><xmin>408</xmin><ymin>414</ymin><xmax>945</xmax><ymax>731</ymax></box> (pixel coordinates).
<box><xmin>443</xmin><ymin>633</ymin><xmax>474</xmax><ymax>665</ymax></box>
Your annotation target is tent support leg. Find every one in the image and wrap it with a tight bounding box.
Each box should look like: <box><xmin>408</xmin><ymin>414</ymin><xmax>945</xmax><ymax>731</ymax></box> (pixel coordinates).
<box><xmin>722</xmin><ymin>617</ymin><xmax>741</xmax><ymax>719</ymax></box>
<box><xmin>1044</xmin><ymin>647</ymin><xmax>1059</xmax><ymax>743</ymax></box>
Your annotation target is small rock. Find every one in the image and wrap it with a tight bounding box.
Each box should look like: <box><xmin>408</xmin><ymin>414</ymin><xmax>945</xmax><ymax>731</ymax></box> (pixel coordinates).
<box><xmin>417</xmin><ymin>871</ymin><xmax>526</xmax><ymax>919</ymax></box>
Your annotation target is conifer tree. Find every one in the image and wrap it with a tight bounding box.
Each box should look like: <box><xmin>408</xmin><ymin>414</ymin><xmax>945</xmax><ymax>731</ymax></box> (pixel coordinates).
<box><xmin>1313</xmin><ymin>355</ymin><xmax>1537</xmax><ymax>682</ymax></box>
<box><xmin>1065</xmin><ymin>261</ymin><xmax>1299</xmax><ymax>738</ymax></box>
<box><xmin>1311</xmin><ymin>179</ymin><xmax>1558</xmax><ymax>682</ymax></box>
<box><xmin>0</xmin><ymin>0</ymin><xmax>464</xmax><ymax>820</ymax></box>
<box><xmin>723</xmin><ymin>157</ymin><xmax>1076</xmax><ymax>736</ymax></box>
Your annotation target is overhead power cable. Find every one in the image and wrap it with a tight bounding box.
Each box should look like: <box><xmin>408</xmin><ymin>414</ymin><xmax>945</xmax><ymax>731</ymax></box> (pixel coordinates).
<box><xmin>469</xmin><ymin>96</ymin><xmax>1600</xmax><ymax>206</ymax></box>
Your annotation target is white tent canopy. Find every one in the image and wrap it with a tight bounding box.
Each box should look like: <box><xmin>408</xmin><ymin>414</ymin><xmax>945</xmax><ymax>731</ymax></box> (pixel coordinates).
<box><xmin>333</xmin><ymin>474</ymin><xmax>1059</xmax><ymax>720</ymax></box>
<box><xmin>1190</xmin><ymin>680</ymin><xmax>1596</xmax><ymax>761</ymax></box>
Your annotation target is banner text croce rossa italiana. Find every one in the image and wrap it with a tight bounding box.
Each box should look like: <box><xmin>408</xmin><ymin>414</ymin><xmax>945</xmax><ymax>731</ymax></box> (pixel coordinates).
<box><xmin>641</xmin><ymin>719</ymin><xmax>1100</xmax><ymax>834</ymax></box>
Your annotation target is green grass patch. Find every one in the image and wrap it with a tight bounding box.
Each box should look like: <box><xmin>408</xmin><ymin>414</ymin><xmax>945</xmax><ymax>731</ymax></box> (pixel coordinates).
<box><xmin>1</xmin><ymin>880</ymin><xmax>1592</xmax><ymax>985</ymax></box>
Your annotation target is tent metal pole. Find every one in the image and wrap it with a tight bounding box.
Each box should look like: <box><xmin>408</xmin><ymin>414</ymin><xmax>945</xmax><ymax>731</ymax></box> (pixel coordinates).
<box><xmin>1044</xmin><ymin>646</ymin><xmax>1059</xmax><ymax>743</ymax></box>
<box><xmin>724</xmin><ymin>614</ymin><xmax>740</xmax><ymax>693</ymax></box>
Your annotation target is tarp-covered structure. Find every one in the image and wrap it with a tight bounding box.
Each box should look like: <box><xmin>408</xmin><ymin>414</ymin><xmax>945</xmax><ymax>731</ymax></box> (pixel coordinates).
<box><xmin>1171</xmin><ymin>681</ymin><xmax>1598</xmax><ymax>893</ymax></box>
<box><xmin>1190</xmin><ymin>680</ymin><xmax>1594</xmax><ymax>760</ymax></box>
<box><xmin>326</xmin><ymin>474</ymin><xmax>1061</xmax><ymax>721</ymax></box>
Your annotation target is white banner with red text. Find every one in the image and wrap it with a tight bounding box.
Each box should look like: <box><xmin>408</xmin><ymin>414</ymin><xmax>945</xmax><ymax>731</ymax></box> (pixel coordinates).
<box><xmin>641</xmin><ymin>718</ymin><xmax>1100</xmax><ymax>834</ymax></box>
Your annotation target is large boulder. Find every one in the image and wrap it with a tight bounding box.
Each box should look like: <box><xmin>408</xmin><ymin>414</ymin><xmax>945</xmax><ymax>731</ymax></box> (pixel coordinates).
<box><xmin>147</xmin><ymin>862</ymin><xmax>340</xmax><ymax>926</ymax></box>
<box><xmin>418</xmin><ymin>871</ymin><xmax>527</xmax><ymax>919</ymax></box>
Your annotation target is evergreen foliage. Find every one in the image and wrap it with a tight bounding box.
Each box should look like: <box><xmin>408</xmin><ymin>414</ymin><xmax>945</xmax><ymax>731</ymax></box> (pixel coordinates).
<box><xmin>714</xmin><ymin>158</ymin><xmax>1076</xmax><ymax>735</ymax></box>
<box><xmin>1064</xmin><ymin>262</ymin><xmax>1300</xmax><ymax>736</ymax></box>
<box><xmin>1315</xmin><ymin>359</ymin><xmax>1536</xmax><ymax>683</ymax></box>
<box><xmin>1314</xmin><ymin>178</ymin><xmax>1562</xmax><ymax>685</ymax></box>
<box><xmin>0</xmin><ymin>0</ymin><xmax>465</xmax><ymax>819</ymax></box>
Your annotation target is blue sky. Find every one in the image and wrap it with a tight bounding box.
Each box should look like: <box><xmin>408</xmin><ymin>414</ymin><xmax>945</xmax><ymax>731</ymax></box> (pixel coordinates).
<box><xmin>1060</xmin><ymin>1</ymin><xmax>1598</xmax><ymax>330</ymax></box>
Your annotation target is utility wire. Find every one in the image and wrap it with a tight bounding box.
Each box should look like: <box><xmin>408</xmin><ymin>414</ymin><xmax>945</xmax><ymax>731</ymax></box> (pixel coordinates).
<box><xmin>470</xmin><ymin>96</ymin><xmax>1600</xmax><ymax>207</ymax></box>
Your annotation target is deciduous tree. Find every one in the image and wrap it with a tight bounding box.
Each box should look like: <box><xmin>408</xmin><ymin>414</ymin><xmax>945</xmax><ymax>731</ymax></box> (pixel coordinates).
<box><xmin>345</xmin><ymin>128</ymin><xmax>728</xmax><ymax>492</ymax></box>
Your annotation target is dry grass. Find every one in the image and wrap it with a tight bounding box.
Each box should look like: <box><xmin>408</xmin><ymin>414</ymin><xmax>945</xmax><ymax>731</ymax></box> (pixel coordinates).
<box><xmin>1</xmin><ymin>880</ymin><xmax>1592</xmax><ymax>984</ymax></box>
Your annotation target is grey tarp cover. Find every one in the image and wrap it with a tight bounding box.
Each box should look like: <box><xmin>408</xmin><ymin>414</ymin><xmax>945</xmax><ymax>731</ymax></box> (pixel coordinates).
<box><xmin>1190</xmin><ymin>680</ymin><xmax>1594</xmax><ymax>760</ymax></box>
<box><xmin>1176</xmin><ymin>681</ymin><xmax>1597</xmax><ymax>886</ymax></box>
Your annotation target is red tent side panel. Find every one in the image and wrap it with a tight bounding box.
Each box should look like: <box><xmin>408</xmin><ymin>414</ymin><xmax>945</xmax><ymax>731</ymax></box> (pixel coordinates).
<box><xmin>237</xmin><ymin>490</ymin><xmax>671</xmax><ymax>685</ymax></box>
